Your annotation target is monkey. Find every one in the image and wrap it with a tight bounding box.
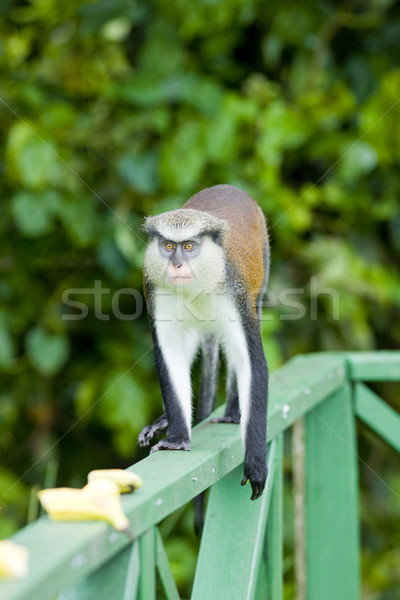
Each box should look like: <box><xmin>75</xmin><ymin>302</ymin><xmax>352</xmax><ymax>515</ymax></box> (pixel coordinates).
<box><xmin>139</xmin><ymin>184</ymin><xmax>269</xmax><ymax>501</ymax></box>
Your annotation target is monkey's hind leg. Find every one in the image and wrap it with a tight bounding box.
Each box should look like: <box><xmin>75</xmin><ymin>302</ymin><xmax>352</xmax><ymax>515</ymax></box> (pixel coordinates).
<box><xmin>194</xmin><ymin>335</ymin><xmax>219</xmax><ymax>536</ymax></box>
<box><xmin>138</xmin><ymin>413</ymin><xmax>168</xmax><ymax>447</ymax></box>
<box><xmin>197</xmin><ymin>334</ymin><xmax>219</xmax><ymax>422</ymax></box>
<box><xmin>210</xmin><ymin>367</ymin><xmax>241</xmax><ymax>424</ymax></box>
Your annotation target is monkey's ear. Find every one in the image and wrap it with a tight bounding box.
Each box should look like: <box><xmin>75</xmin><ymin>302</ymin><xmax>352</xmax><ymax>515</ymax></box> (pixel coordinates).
<box><xmin>142</xmin><ymin>216</ymin><xmax>160</xmax><ymax>238</ymax></box>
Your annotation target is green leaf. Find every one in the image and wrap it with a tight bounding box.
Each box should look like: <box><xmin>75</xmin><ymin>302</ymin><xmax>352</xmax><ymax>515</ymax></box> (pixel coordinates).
<box><xmin>0</xmin><ymin>325</ymin><xmax>15</xmax><ymax>369</ymax></box>
<box><xmin>55</xmin><ymin>196</ymin><xmax>97</xmax><ymax>246</ymax></box>
<box><xmin>337</xmin><ymin>141</ymin><xmax>378</xmax><ymax>183</ymax></box>
<box><xmin>11</xmin><ymin>191</ymin><xmax>53</xmax><ymax>237</ymax></box>
<box><xmin>114</xmin><ymin>225</ymin><xmax>144</xmax><ymax>268</ymax></box>
<box><xmin>98</xmin><ymin>369</ymin><xmax>150</xmax><ymax>456</ymax></box>
<box><xmin>160</xmin><ymin>121</ymin><xmax>205</xmax><ymax>191</ymax></box>
<box><xmin>116</xmin><ymin>151</ymin><xmax>159</xmax><ymax>194</ymax></box>
<box><xmin>97</xmin><ymin>238</ymin><xmax>129</xmax><ymax>281</ymax></box>
<box><xmin>26</xmin><ymin>327</ymin><xmax>70</xmax><ymax>376</ymax></box>
<box><xmin>75</xmin><ymin>377</ymin><xmax>100</xmax><ymax>417</ymax></box>
<box><xmin>6</xmin><ymin>122</ymin><xmax>62</xmax><ymax>190</ymax></box>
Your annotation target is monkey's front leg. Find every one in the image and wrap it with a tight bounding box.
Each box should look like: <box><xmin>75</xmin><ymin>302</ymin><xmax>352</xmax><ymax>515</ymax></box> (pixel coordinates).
<box><xmin>138</xmin><ymin>413</ymin><xmax>168</xmax><ymax>447</ymax></box>
<box><xmin>149</xmin><ymin>328</ymin><xmax>192</xmax><ymax>453</ymax></box>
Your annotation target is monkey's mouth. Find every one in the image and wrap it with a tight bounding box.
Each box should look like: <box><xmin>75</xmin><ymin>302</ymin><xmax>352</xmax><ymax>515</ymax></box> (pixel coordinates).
<box><xmin>167</xmin><ymin>275</ymin><xmax>194</xmax><ymax>286</ymax></box>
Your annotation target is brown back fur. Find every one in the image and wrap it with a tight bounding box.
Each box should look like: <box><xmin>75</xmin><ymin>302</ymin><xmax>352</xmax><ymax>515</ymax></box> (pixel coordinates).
<box><xmin>184</xmin><ymin>185</ymin><xmax>268</xmax><ymax>305</ymax></box>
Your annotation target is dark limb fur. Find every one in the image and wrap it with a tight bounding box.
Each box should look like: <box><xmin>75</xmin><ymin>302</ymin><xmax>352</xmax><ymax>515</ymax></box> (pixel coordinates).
<box><xmin>240</xmin><ymin>315</ymin><xmax>268</xmax><ymax>501</ymax></box>
<box><xmin>138</xmin><ymin>334</ymin><xmax>219</xmax><ymax>446</ymax></box>
<box><xmin>138</xmin><ymin>325</ymin><xmax>190</xmax><ymax>451</ymax></box>
<box><xmin>138</xmin><ymin>334</ymin><xmax>220</xmax><ymax>534</ymax></box>
<box><xmin>210</xmin><ymin>368</ymin><xmax>240</xmax><ymax>424</ymax></box>
<box><xmin>196</xmin><ymin>335</ymin><xmax>219</xmax><ymax>422</ymax></box>
<box><xmin>138</xmin><ymin>413</ymin><xmax>168</xmax><ymax>447</ymax></box>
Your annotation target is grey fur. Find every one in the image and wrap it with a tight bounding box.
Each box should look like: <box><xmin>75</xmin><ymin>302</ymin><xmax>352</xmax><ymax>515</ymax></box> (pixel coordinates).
<box><xmin>144</xmin><ymin>209</ymin><xmax>229</xmax><ymax>242</ymax></box>
<box><xmin>197</xmin><ymin>334</ymin><xmax>220</xmax><ymax>423</ymax></box>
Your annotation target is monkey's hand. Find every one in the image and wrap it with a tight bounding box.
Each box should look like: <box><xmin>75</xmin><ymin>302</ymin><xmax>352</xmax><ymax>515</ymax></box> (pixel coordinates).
<box><xmin>138</xmin><ymin>414</ymin><xmax>168</xmax><ymax>447</ymax></box>
<box><xmin>150</xmin><ymin>438</ymin><xmax>190</xmax><ymax>453</ymax></box>
<box><xmin>241</xmin><ymin>458</ymin><xmax>267</xmax><ymax>501</ymax></box>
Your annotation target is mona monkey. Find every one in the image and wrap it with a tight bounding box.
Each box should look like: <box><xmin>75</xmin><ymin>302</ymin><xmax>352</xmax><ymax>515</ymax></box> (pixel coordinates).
<box><xmin>139</xmin><ymin>184</ymin><xmax>269</xmax><ymax>500</ymax></box>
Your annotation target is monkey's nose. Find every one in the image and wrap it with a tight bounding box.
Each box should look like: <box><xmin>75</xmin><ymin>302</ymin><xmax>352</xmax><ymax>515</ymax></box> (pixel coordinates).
<box><xmin>175</xmin><ymin>263</ymin><xmax>182</xmax><ymax>269</ymax></box>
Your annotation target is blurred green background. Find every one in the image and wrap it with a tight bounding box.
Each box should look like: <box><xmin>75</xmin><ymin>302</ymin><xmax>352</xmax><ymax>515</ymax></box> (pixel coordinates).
<box><xmin>1</xmin><ymin>0</ymin><xmax>400</xmax><ymax>597</ymax></box>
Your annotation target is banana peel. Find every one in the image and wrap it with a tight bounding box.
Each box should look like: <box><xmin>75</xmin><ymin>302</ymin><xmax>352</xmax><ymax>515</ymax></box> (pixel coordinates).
<box><xmin>38</xmin><ymin>477</ymin><xmax>131</xmax><ymax>535</ymax></box>
<box><xmin>0</xmin><ymin>540</ymin><xmax>29</xmax><ymax>580</ymax></box>
<box><xmin>87</xmin><ymin>469</ymin><xmax>143</xmax><ymax>493</ymax></box>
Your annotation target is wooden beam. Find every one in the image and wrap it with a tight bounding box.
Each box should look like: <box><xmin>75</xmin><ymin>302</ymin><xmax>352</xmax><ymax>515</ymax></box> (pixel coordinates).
<box><xmin>345</xmin><ymin>351</ymin><xmax>400</xmax><ymax>381</ymax></box>
<box><xmin>354</xmin><ymin>383</ymin><xmax>400</xmax><ymax>452</ymax></box>
<box><xmin>0</xmin><ymin>354</ymin><xmax>345</xmax><ymax>600</ymax></box>
<box><xmin>191</xmin><ymin>438</ymin><xmax>279</xmax><ymax>600</ymax></box>
<box><xmin>305</xmin><ymin>384</ymin><xmax>360</xmax><ymax>600</ymax></box>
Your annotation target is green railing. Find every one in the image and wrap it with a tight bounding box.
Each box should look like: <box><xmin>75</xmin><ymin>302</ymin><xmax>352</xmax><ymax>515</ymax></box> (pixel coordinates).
<box><xmin>1</xmin><ymin>351</ymin><xmax>399</xmax><ymax>600</ymax></box>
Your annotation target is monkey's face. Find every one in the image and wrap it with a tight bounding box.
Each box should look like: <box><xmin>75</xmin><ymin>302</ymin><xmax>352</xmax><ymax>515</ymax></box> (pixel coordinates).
<box><xmin>144</xmin><ymin>234</ymin><xmax>226</xmax><ymax>295</ymax></box>
<box><xmin>160</xmin><ymin>239</ymin><xmax>199</xmax><ymax>286</ymax></box>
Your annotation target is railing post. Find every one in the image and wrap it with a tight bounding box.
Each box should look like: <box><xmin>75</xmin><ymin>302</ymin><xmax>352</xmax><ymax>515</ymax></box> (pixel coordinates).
<box><xmin>192</xmin><ymin>440</ymin><xmax>278</xmax><ymax>600</ymax></box>
<box><xmin>292</xmin><ymin>418</ymin><xmax>306</xmax><ymax>600</ymax></box>
<box><xmin>253</xmin><ymin>434</ymin><xmax>283</xmax><ymax>600</ymax></box>
<box><xmin>264</xmin><ymin>433</ymin><xmax>283</xmax><ymax>600</ymax></box>
<box><xmin>138</xmin><ymin>527</ymin><xmax>156</xmax><ymax>600</ymax></box>
<box><xmin>304</xmin><ymin>383</ymin><xmax>360</xmax><ymax>599</ymax></box>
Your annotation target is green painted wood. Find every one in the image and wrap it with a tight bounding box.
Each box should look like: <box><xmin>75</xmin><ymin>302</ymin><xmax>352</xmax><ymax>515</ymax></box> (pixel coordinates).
<box><xmin>266</xmin><ymin>434</ymin><xmax>283</xmax><ymax>600</ymax></box>
<box><xmin>292</xmin><ymin>418</ymin><xmax>306</xmax><ymax>600</ymax></box>
<box><xmin>59</xmin><ymin>541</ymin><xmax>139</xmax><ymax>600</ymax></box>
<box><xmin>305</xmin><ymin>384</ymin><xmax>360</xmax><ymax>600</ymax></box>
<box><xmin>156</xmin><ymin>529</ymin><xmax>180</xmax><ymax>600</ymax></box>
<box><xmin>345</xmin><ymin>351</ymin><xmax>400</xmax><ymax>381</ymax></box>
<box><xmin>138</xmin><ymin>528</ymin><xmax>156</xmax><ymax>600</ymax></box>
<box><xmin>0</xmin><ymin>354</ymin><xmax>345</xmax><ymax>600</ymax></box>
<box><xmin>123</xmin><ymin>542</ymin><xmax>141</xmax><ymax>600</ymax></box>
<box><xmin>293</xmin><ymin>351</ymin><xmax>400</xmax><ymax>381</ymax></box>
<box><xmin>354</xmin><ymin>383</ymin><xmax>400</xmax><ymax>453</ymax></box>
<box><xmin>254</xmin><ymin>434</ymin><xmax>283</xmax><ymax>600</ymax></box>
<box><xmin>191</xmin><ymin>439</ymin><xmax>278</xmax><ymax>600</ymax></box>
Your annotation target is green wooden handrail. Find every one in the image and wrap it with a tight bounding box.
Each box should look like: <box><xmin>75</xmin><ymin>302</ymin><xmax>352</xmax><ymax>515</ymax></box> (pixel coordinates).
<box><xmin>0</xmin><ymin>351</ymin><xmax>399</xmax><ymax>600</ymax></box>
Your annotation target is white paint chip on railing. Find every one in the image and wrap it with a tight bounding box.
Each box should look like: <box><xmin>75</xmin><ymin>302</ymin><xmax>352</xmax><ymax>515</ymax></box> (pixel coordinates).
<box><xmin>71</xmin><ymin>555</ymin><xmax>87</xmax><ymax>570</ymax></box>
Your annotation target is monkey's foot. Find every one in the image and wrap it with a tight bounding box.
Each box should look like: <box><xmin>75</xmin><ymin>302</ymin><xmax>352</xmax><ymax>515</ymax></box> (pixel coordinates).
<box><xmin>138</xmin><ymin>417</ymin><xmax>168</xmax><ymax>447</ymax></box>
<box><xmin>241</xmin><ymin>461</ymin><xmax>267</xmax><ymax>501</ymax></box>
<box><xmin>210</xmin><ymin>415</ymin><xmax>240</xmax><ymax>424</ymax></box>
<box><xmin>150</xmin><ymin>439</ymin><xmax>190</xmax><ymax>454</ymax></box>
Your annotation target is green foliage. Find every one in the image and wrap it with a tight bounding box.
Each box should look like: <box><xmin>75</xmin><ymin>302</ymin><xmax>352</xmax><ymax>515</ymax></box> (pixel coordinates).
<box><xmin>1</xmin><ymin>0</ymin><xmax>400</xmax><ymax>596</ymax></box>
<box><xmin>25</xmin><ymin>326</ymin><xmax>70</xmax><ymax>376</ymax></box>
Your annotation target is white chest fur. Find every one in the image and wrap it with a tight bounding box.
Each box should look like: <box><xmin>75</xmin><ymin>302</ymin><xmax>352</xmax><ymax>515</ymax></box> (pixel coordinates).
<box><xmin>154</xmin><ymin>289</ymin><xmax>238</xmax><ymax>335</ymax></box>
<box><xmin>153</xmin><ymin>290</ymin><xmax>252</xmax><ymax>441</ymax></box>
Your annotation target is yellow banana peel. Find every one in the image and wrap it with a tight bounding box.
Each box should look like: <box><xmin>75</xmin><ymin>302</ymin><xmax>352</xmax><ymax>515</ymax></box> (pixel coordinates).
<box><xmin>0</xmin><ymin>540</ymin><xmax>29</xmax><ymax>580</ymax></box>
<box><xmin>87</xmin><ymin>469</ymin><xmax>143</xmax><ymax>493</ymax></box>
<box><xmin>38</xmin><ymin>477</ymin><xmax>130</xmax><ymax>534</ymax></box>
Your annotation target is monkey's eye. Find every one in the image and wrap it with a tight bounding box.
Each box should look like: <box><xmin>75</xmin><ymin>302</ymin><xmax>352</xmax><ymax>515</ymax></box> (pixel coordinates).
<box><xmin>164</xmin><ymin>242</ymin><xmax>176</xmax><ymax>252</ymax></box>
<box><xmin>183</xmin><ymin>242</ymin><xmax>195</xmax><ymax>252</ymax></box>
